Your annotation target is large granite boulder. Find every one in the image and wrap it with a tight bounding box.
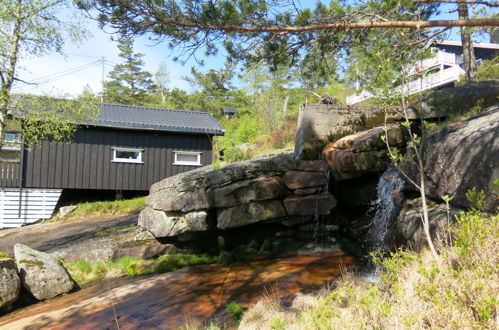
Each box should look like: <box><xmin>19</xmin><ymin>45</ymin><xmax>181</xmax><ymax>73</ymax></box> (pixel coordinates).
<box><xmin>283</xmin><ymin>194</ymin><xmax>337</xmax><ymax>216</ymax></box>
<box><xmin>0</xmin><ymin>256</ymin><xmax>21</xmax><ymax>311</ymax></box>
<box><xmin>140</xmin><ymin>152</ymin><xmax>336</xmax><ymax>239</ymax></box>
<box><xmin>14</xmin><ymin>244</ymin><xmax>74</xmax><ymax>300</ymax></box>
<box><xmin>396</xmin><ymin>198</ymin><xmax>461</xmax><ymax>250</ymax></box>
<box><xmin>323</xmin><ymin>125</ymin><xmax>405</xmax><ymax>181</ymax></box>
<box><xmin>138</xmin><ymin>208</ymin><xmax>209</xmax><ymax>237</ymax></box>
<box><xmin>210</xmin><ymin>176</ymin><xmax>288</xmax><ymax>208</ymax></box>
<box><xmin>404</xmin><ymin>104</ymin><xmax>499</xmax><ymax>212</ymax></box>
<box><xmin>294</xmin><ymin>104</ymin><xmax>400</xmax><ymax>160</ymax></box>
<box><xmin>217</xmin><ymin>200</ymin><xmax>287</xmax><ymax>229</ymax></box>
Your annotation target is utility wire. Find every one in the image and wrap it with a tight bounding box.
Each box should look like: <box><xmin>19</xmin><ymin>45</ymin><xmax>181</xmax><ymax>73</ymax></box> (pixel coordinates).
<box><xmin>26</xmin><ymin>60</ymin><xmax>102</xmax><ymax>84</ymax></box>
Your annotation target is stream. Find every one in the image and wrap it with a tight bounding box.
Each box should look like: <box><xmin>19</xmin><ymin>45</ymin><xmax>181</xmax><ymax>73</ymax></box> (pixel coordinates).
<box><xmin>0</xmin><ymin>249</ymin><xmax>357</xmax><ymax>329</ymax></box>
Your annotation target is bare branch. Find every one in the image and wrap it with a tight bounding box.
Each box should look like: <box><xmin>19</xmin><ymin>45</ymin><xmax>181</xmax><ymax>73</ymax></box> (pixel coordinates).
<box><xmin>144</xmin><ymin>18</ymin><xmax>499</xmax><ymax>34</ymax></box>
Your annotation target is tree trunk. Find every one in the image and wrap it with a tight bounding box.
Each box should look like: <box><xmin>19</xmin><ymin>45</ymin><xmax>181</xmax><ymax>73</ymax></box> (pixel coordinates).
<box><xmin>458</xmin><ymin>3</ymin><xmax>479</xmax><ymax>83</ymax></box>
<box><xmin>0</xmin><ymin>0</ymin><xmax>23</xmax><ymax>147</ymax></box>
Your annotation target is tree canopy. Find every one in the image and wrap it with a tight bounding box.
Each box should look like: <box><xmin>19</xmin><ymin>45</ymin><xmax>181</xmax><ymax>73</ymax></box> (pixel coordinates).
<box><xmin>79</xmin><ymin>1</ymin><xmax>498</xmax><ymax>74</ymax></box>
<box><xmin>0</xmin><ymin>0</ymin><xmax>93</xmax><ymax>145</ymax></box>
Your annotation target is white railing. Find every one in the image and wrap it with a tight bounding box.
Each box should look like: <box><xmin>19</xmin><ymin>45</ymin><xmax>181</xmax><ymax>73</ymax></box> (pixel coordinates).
<box><xmin>346</xmin><ymin>89</ymin><xmax>373</xmax><ymax>105</ymax></box>
<box><xmin>406</xmin><ymin>51</ymin><xmax>456</xmax><ymax>76</ymax></box>
<box><xmin>403</xmin><ymin>65</ymin><xmax>465</xmax><ymax>95</ymax></box>
<box><xmin>346</xmin><ymin>64</ymin><xmax>465</xmax><ymax>105</ymax></box>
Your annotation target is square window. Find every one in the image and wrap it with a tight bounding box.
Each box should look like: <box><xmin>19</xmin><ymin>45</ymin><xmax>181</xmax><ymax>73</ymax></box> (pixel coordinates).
<box><xmin>4</xmin><ymin>133</ymin><xmax>17</xmax><ymax>143</ymax></box>
<box><xmin>112</xmin><ymin>147</ymin><xmax>143</xmax><ymax>163</ymax></box>
<box><xmin>173</xmin><ymin>151</ymin><xmax>202</xmax><ymax>166</ymax></box>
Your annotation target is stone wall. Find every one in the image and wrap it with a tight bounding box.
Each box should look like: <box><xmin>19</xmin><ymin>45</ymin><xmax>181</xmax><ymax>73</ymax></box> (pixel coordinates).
<box><xmin>294</xmin><ymin>104</ymin><xmax>401</xmax><ymax>160</ymax></box>
<box><xmin>139</xmin><ymin>152</ymin><xmax>337</xmax><ymax>241</ymax></box>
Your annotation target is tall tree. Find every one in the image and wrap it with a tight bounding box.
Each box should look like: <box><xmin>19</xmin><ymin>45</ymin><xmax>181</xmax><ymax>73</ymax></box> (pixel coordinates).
<box><xmin>458</xmin><ymin>2</ymin><xmax>479</xmax><ymax>82</ymax></box>
<box><xmin>104</xmin><ymin>38</ymin><xmax>154</xmax><ymax>105</ymax></box>
<box><xmin>153</xmin><ymin>61</ymin><xmax>169</xmax><ymax>105</ymax></box>
<box><xmin>0</xmin><ymin>0</ymin><xmax>90</xmax><ymax>145</ymax></box>
<box><xmin>184</xmin><ymin>63</ymin><xmax>250</xmax><ymax>114</ymax></box>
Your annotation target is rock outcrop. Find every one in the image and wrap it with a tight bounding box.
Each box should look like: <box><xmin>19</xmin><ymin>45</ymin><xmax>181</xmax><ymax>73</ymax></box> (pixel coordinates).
<box><xmin>323</xmin><ymin>125</ymin><xmax>405</xmax><ymax>181</ymax></box>
<box><xmin>14</xmin><ymin>244</ymin><xmax>74</xmax><ymax>300</ymax></box>
<box><xmin>0</xmin><ymin>257</ymin><xmax>21</xmax><ymax>311</ymax></box>
<box><xmin>139</xmin><ymin>152</ymin><xmax>337</xmax><ymax>239</ymax></box>
<box><xmin>396</xmin><ymin>198</ymin><xmax>461</xmax><ymax>250</ymax></box>
<box><xmin>403</xmin><ymin>104</ymin><xmax>499</xmax><ymax>212</ymax></box>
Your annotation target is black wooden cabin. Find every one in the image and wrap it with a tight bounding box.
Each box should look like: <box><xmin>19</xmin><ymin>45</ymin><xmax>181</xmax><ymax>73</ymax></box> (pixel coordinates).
<box><xmin>0</xmin><ymin>103</ymin><xmax>224</xmax><ymax>227</ymax></box>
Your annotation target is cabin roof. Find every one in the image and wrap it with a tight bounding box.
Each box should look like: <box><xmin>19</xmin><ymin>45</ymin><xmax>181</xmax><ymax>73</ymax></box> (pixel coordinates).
<box><xmin>435</xmin><ymin>40</ymin><xmax>499</xmax><ymax>50</ymax></box>
<box><xmin>96</xmin><ymin>103</ymin><xmax>225</xmax><ymax>135</ymax></box>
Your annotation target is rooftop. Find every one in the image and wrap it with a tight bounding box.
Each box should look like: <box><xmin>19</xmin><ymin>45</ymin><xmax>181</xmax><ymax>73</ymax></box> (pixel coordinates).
<box><xmin>436</xmin><ymin>40</ymin><xmax>499</xmax><ymax>50</ymax></box>
<box><xmin>95</xmin><ymin>103</ymin><xmax>225</xmax><ymax>135</ymax></box>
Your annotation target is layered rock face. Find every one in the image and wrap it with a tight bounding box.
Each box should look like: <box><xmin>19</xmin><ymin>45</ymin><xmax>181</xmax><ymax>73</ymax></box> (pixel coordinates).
<box><xmin>139</xmin><ymin>152</ymin><xmax>337</xmax><ymax>239</ymax></box>
<box><xmin>323</xmin><ymin>125</ymin><xmax>405</xmax><ymax>181</ymax></box>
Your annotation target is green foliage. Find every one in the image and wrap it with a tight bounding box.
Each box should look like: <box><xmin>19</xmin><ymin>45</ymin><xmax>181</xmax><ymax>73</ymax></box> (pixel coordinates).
<box><xmin>65</xmin><ymin>250</ymin><xmax>217</xmax><ymax>286</ymax></box>
<box><xmin>226</xmin><ymin>302</ymin><xmax>246</xmax><ymax>323</ymax></box>
<box><xmin>0</xmin><ymin>0</ymin><xmax>89</xmax><ymax>144</ymax></box>
<box><xmin>104</xmin><ymin>38</ymin><xmax>154</xmax><ymax>105</ymax></box>
<box><xmin>153</xmin><ymin>252</ymin><xmax>216</xmax><ymax>273</ymax></box>
<box><xmin>13</xmin><ymin>96</ymin><xmax>99</xmax><ymax>145</ymax></box>
<box><xmin>269</xmin><ymin>316</ymin><xmax>286</xmax><ymax>330</ymax></box>
<box><xmin>452</xmin><ymin>212</ymin><xmax>497</xmax><ymax>263</ymax></box>
<box><xmin>465</xmin><ymin>187</ymin><xmax>487</xmax><ymax>210</ymax></box>
<box><xmin>477</xmin><ymin>56</ymin><xmax>499</xmax><ymax>81</ymax></box>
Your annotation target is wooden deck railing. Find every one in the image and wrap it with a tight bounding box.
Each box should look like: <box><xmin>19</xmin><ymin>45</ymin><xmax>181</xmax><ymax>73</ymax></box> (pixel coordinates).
<box><xmin>0</xmin><ymin>162</ymin><xmax>20</xmax><ymax>187</ymax></box>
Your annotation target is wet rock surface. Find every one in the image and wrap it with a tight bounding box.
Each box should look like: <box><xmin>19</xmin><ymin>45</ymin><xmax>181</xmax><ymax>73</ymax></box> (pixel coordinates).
<box><xmin>0</xmin><ymin>250</ymin><xmax>357</xmax><ymax>329</ymax></box>
<box><xmin>14</xmin><ymin>244</ymin><xmax>74</xmax><ymax>301</ymax></box>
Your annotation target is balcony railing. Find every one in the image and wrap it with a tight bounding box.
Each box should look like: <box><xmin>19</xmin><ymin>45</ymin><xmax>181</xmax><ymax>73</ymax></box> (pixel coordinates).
<box><xmin>346</xmin><ymin>64</ymin><xmax>465</xmax><ymax>105</ymax></box>
<box><xmin>0</xmin><ymin>162</ymin><xmax>20</xmax><ymax>187</ymax></box>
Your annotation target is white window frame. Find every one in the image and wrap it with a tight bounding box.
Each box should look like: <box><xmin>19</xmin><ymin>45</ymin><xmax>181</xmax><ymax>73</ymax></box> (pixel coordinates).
<box><xmin>112</xmin><ymin>147</ymin><xmax>144</xmax><ymax>164</ymax></box>
<box><xmin>4</xmin><ymin>133</ymin><xmax>22</xmax><ymax>143</ymax></box>
<box><xmin>173</xmin><ymin>151</ymin><xmax>202</xmax><ymax>166</ymax></box>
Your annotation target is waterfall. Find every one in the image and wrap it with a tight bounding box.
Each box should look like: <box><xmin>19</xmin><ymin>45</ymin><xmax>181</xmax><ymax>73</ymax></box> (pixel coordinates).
<box><xmin>313</xmin><ymin>165</ymin><xmax>331</xmax><ymax>245</ymax></box>
<box><xmin>367</xmin><ymin>166</ymin><xmax>405</xmax><ymax>251</ymax></box>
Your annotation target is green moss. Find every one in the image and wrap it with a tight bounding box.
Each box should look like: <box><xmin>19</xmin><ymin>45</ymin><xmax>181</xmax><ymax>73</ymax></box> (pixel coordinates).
<box><xmin>19</xmin><ymin>259</ymin><xmax>44</xmax><ymax>268</ymax></box>
<box><xmin>0</xmin><ymin>252</ymin><xmax>12</xmax><ymax>259</ymax></box>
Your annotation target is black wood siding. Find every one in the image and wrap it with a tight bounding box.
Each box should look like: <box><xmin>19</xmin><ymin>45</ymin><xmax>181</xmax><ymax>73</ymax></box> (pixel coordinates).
<box><xmin>23</xmin><ymin>127</ymin><xmax>213</xmax><ymax>191</ymax></box>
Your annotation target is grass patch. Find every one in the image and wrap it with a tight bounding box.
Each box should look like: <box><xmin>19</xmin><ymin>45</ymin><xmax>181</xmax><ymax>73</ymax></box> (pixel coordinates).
<box><xmin>52</xmin><ymin>196</ymin><xmax>146</xmax><ymax>222</ymax></box>
<box><xmin>237</xmin><ymin>211</ymin><xmax>499</xmax><ymax>329</ymax></box>
<box><xmin>64</xmin><ymin>250</ymin><xmax>217</xmax><ymax>287</ymax></box>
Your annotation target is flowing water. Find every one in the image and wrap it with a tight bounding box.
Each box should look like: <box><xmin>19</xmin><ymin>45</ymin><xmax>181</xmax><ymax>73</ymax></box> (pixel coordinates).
<box><xmin>0</xmin><ymin>250</ymin><xmax>357</xmax><ymax>329</ymax></box>
<box><xmin>361</xmin><ymin>167</ymin><xmax>405</xmax><ymax>282</ymax></box>
<box><xmin>367</xmin><ymin>166</ymin><xmax>405</xmax><ymax>250</ymax></box>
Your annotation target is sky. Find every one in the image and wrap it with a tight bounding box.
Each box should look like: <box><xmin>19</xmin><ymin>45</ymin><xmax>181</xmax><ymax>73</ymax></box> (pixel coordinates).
<box><xmin>11</xmin><ymin>10</ymin><xmax>231</xmax><ymax>98</ymax></box>
<box><xmin>10</xmin><ymin>2</ymin><xmax>495</xmax><ymax>98</ymax></box>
